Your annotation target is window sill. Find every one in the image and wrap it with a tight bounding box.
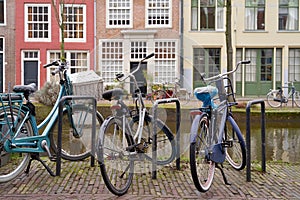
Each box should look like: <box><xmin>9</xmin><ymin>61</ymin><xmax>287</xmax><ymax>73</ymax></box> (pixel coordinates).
<box><xmin>277</xmin><ymin>30</ymin><xmax>300</xmax><ymax>33</ymax></box>
<box><xmin>243</xmin><ymin>30</ymin><xmax>268</xmax><ymax>33</ymax></box>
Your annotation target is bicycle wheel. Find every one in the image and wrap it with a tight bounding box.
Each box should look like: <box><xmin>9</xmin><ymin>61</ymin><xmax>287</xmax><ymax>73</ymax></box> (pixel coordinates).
<box><xmin>130</xmin><ymin>115</ymin><xmax>176</xmax><ymax>165</ymax></box>
<box><xmin>266</xmin><ymin>91</ymin><xmax>282</xmax><ymax>108</ymax></box>
<box><xmin>150</xmin><ymin>90</ymin><xmax>167</xmax><ymax>103</ymax></box>
<box><xmin>176</xmin><ymin>89</ymin><xmax>191</xmax><ymax>106</ymax></box>
<box><xmin>190</xmin><ymin>114</ymin><xmax>215</xmax><ymax>192</ymax></box>
<box><xmin>50</xmin><ymin>104</ymin><xmax>104</xmax><ymax>161</ymax></box>
<box><xmin>224</xmin><ymin>115</ymin><xmax>246</xmax><ymax>170</ymax></box>
<box><xmin>97</xmin><ymin>117</ymin><xmax>134</xmax><ymax>196</ymax></box>
<box><xmin>293</xmin><ymin>90</ymin><xmax>300</xmax><ymax>107</ymax></box>
<box><xmin>0</xmin><ymin>107</ymin><xmax>34</xmax><ymax>183</ymax></box>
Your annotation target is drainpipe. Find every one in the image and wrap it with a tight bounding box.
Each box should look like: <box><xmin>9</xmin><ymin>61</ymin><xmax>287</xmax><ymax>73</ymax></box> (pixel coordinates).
<box><xmin>94</xmin><ymin>0</ymin><xmax>97</xmax><ymax>72</ymax></box>
<box><xmin>179</xmin><ymin>0</ymin><xmax>184</xmax><ymax>87</ymax></box>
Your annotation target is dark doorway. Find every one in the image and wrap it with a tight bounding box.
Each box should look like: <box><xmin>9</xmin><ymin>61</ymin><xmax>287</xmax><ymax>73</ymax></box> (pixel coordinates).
<box><xmin>130</xmin><ymin>62</ymin><xmax>147</xmax><ymax>96</ymax></box>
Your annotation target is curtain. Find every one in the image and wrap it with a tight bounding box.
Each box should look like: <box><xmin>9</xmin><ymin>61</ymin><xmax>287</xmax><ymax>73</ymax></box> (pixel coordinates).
<box><xmin>245</xmin><ymin>8</ymin><xmax>257</xmax><ymax>30</ymax></box>
<box><xmin>286</xmin><ymin>7</ymin><xmax>298</xmax><ymax>30</ymax></box>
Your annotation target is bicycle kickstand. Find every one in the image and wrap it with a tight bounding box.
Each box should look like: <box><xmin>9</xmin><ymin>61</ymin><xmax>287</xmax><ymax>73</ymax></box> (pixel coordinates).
<box><xmin>25</xmin><ymin>153</ymin><xmax>55</xmax><ymax>177</ymax></box>
<box><xmin>216</xmin><ymin>163</ymin><xmax>231</xmax><ymax>185</ymax></box>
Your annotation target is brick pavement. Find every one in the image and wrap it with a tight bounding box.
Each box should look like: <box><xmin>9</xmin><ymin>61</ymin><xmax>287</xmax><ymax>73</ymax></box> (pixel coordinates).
<box><xmin>0</xmin><ymin>158</ymin><xmax>300</xmax><ymax>199</ymax></box>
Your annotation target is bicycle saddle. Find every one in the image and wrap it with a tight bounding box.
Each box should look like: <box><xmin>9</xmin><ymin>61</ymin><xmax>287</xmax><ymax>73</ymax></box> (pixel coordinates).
<box><xmin>13</xmin><ymin>83</ymin><xmax>37</xmax><ymax>94</ymax></box>
<box><xmin>102</xmin><ymin>88</ymin><xmax>124</xmax><ymax>101</ymax></box>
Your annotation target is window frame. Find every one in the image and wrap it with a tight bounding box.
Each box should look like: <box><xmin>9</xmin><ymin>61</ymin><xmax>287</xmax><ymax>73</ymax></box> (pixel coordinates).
<box><xmin>244</xmin><ymin>0</ymin><xmax>265</xmax><ymax>31</ymax></box>
<box><xmin>145</xmin><ymin>0</ymin><xmax>172</xmax><ymax>28</ymax></box>
<box><xmin>60</xmin><ymin>4</ymin><xmax>87</xmax><ymax>43</ymax></box>
<box><xmin>0</xmin><ymin>0</ymin><xmax>6</xmax><ymax>26</ymax></box>
<box><xmin>106</xmin><ymin>0</ymin><xmax>133</xmax><ymax>28</ymax></box>
<box><xmin>278</xmin><ymin>0</ymin><xmax>299</xmax><ymax>31</ymax></box>
<box><xmin>288</xmin><ymin>48</ymin><xmax>300</xmax><ymax>82</ymax></box>
<box><xmin>24</xmin><ymin>4</ymin><xmax>51</xmax><ymax>42</ymax></box>
<box><xmin>191</xmin><ymin>0</ymin><xmax>225</xmax><ymax>31</ymax></box>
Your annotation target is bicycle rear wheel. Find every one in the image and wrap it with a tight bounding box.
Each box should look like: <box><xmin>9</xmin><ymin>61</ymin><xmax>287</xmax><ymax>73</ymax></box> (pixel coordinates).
<box><xmin>0</xmin><ymin>107</ymin><xmax>34</xmax><ymax>183</ymax></box>
<box><xmin>266</xmin><ymin>91</ymin><xmax>282</xmax><ymax>108</ymax></box>
<box><xmin>130</xmin><ymin>115</ymin><xmax>176</xmax><ymax>165</ymax></box>
<box><xmin>190</xmin><ymin>114</ymin><xmax>215</xmax><ymax>192</ymax></box>
<box><xmin>224</xmin><ymin>115</ymin><xmax>246</xmax><ymax>170</ymax></box>
<box><xmin>293</xmin><ymin>91</ymin><xmax>300</xmax><ymax>107</ymax></box>
<box><xmin>50</xmin><ymin>104</ymin><xmax>104</xmax><ymax>161</ymax></box>
<box><xmin>97</xmin><ymin>117</ymin><xmax>134</xmax><ymax>196</ymax></box>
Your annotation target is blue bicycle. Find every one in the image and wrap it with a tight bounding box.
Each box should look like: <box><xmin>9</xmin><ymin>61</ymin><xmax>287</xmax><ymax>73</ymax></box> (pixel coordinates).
<box><xmin>189</xmin><ymin>60</ymin><xmax>250</xmax><ymax>192</ymax></box>
<box><xmin>0</xmin><ymin>60</ymin><xmax>104</xmax><ymax>182</ymax></box>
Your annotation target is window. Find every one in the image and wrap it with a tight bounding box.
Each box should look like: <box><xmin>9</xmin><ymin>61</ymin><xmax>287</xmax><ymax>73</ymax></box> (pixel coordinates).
<box><xmin>191</xmin><ymin>0</ymin><xmax>225</xmax><ymax>31</ymax></box>
<box><xmin>193</xmin><ymin>48</ymin><xmax>221</xmax><ymax>87</ymax></box>
<box><xmin>279</xmin><ymin>0</ymin><xmax>299</xmax><ymax>31</ymax></box>
<box><xmin>62</xmin><ymin>4</ymin><xmax>86</xmax><ymax>42</ymax></box>
<box><xmin>146</xmin><ymin>0</ymin><xmax>172</xmax><ymax>28</ymax></box>
<box><xmin>245</xmin><ymin>0</ymin><xmax>265</xmax><ymax>31</ymax></box>
<box><xmin>289</xmin><ymin>49</ymin><xmax>300</xmax><ymax>82</ymax></box>
<box><xmin>106</xmin><ymin>0</ymin><xmax>132</xmax><ymax>28</ymax></box>
<box><xmin>130</xmin><ymin>41</ymin><xmax>147</xmax><ymax>59</ymax></box>
<box><xmin>48</xmin><ymin>51</ymin><xmax>89</xmax><ymax>80</ymax></box>
<box><xmin>0</xmin><ymin>0</ymin><xmax>5</xmax><ymax>25</ymax></box>
<box><xmin>25</xmin><ymin>4</ymin><xmax>51</xmax><ymax>41</ymax></box>
<box><xmin>100</xmin><ymin>41</ymin><xmax>124</xmax><ymax>83</ymax></box>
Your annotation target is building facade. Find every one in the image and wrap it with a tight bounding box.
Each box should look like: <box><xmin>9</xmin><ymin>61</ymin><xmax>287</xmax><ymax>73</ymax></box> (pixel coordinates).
<box><xmin>15</xmin><ymin>0</ymin><xmax>95</xmax><ymax>89</ymax></box>
<box><xmin>96</xmin><ymin>0</ymin><xmax>181</xmax><ymax>94</ymax></box>
<box><xmin>0</xmin><ymin>0</ymin><xmax>16</xmax><ymax>92</ymax></box>
<box><xmin>183</xmin><ymin>0</ymin><xmax>300</xmax><ymax>96</ymax></box>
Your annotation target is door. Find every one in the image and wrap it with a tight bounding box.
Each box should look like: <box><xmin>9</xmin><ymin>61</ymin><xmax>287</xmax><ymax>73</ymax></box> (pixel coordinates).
<box><xmin>24</xmin><ymin>61</ymin><xmax>38</xmax><ymax>86</ymax></box>
<box><xmin>130</xmin><ymin>62</ymin><xmax>147</xmax><ymax>97</ymax></box>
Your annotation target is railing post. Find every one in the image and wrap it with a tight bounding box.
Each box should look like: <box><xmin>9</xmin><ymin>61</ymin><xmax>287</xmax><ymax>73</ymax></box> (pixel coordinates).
<box><xmin>57</xmin><ymin>95</ymin><xmax>97</xmax><ymax>176</ymax></box>
<box><xmin>152</xmin><ymin>98</ymin><xmax>181</xmax><ymax>179</ymax></box>
<box><xmin>246</xmin><ymin>99</ymin><xmax>266</xmax><ymax>182</ymax></box>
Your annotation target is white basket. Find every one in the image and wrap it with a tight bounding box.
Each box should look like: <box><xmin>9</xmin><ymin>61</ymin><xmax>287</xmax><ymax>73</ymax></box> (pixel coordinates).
<box><xmin>69</xmin><ymin>70</ymin><xmax>103</xmax><ymax>100</ymax></box>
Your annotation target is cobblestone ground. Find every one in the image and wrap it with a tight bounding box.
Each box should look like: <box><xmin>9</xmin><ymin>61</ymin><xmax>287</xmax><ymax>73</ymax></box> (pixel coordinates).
<box><xmin>0</xmin><ymin>158</ymin><xmax>299</xmax><ymax>200</ymax></box>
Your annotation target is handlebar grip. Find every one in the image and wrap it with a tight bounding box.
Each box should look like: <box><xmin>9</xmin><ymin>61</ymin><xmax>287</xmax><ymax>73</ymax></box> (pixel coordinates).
<box><xmin>116</xmin><ymin>73</ymin><xmax>124</xmax><ymax>79</ymax></box>
<box><xmin>144</xmin><ymin>53</ymin><xmax>155</xmax><ymax>60</ymax></box>
<box><xmin>241</xmin><ymin>60</ymin><xmax>251</xmax><ymax>64</ymax></box>
<box><xmin>43</xmin><ymin>60</ymin><xmax>59</xmax><ymax>68</ymax></box>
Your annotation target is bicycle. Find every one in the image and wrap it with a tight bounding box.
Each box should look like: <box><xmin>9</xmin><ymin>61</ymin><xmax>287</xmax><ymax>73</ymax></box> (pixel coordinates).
<box><xmin>97</xmin><ymin>53</ymin><xmax>176</xmax><ymax>196</ymax></box>
<box><xmin>0</xmin><ymin>60</ymin><xmax>104</xmax><ymax>183</ymax></box>
<box><xmin>189</xmin><ymin>60</ymin><xmax>249</xmax><ymax>192</ymax></box>
<box><xmin>149</xmin><ymin>79</ymin><xmax>191</xmax><ymax>105</ymax></box>
<box><xmin>266</xmin><ymin>81</ymin><xmax>300</xmax><ymax>108</ymax></box>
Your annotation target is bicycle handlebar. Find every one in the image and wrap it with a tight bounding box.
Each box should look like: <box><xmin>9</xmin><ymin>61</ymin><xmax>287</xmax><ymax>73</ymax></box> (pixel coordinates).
<box><xmin>43</xmin><ymin>60</ymin><xmax>69</xmax><ymax>76</ymax></box>
<box><xmin>201</xmin><ymin>60</ymin><xmax>251</xmax><ymax>82</ymax></box>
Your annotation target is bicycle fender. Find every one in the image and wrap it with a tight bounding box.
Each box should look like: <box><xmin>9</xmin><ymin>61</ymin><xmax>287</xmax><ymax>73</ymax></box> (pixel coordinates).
<box><xmin>98</xmin><ymin>116</ymin><xmax>115</xmax><ymax>145</ymax></box>
<box><xmin>190</xmin><ymin>113</ymin><xmax>206</xmax><ymax>143</ymax></box>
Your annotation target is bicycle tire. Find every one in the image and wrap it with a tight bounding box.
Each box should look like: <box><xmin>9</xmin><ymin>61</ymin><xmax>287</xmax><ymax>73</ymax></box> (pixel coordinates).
<box><xmin>0</xmin><ymin>107</ymin><xmax>34</xmax><ymax>183</ymax></box>
<box><xmin>130</xmin><ymin>115</ymin><xmax>176</xmax><ymax>165</ymax></box>
<box><xmin>97</xmin><ymin>117</ymin><xmax>134</xmax><ymax>196</ymax></box>
<box><xmin>293</xmin><ymin>91</ymin><xmax>300</xmax><ymax>107</ymax></box>
<box><xmin>190</xmin><ymin>114</ymin><xmax>215</xmax><ymax>192</ymax></box>
<box><xmin>224</xmin><ymin>115</ymin><xmax>246</xmax><ymax>170</ymax></box>
<box><xmin>50</xmin><ymin>104</ymin><xmax>104</xmax><ymax>161</ymax></box>
<box><xmin>266</xmin><ymin>91</ymin><xmax>282</xmax><ymax>108</ymax></box>
<box><xmin>150</xmin><ymin>90</ymin><xmax>167</xmax><ymax>103</ymax></box>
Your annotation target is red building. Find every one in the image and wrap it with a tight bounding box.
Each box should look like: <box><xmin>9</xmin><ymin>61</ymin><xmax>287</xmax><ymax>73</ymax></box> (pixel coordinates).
<box><xmin>15</xmin><ymin>0</ymin><xmax>95</xmax><ymax>89</ymax></box>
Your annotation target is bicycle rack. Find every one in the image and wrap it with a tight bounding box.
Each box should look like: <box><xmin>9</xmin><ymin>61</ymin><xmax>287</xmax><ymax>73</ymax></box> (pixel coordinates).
<box><xmin>56</xmin><ymin>95</ymin><xmax>97</xmax><ymax>176</ymax></box>
<box><xmin>152</xmin><ymin>98</ymin><xmax>181</xmax><ymax>179</ymax></box>
<box><xmin>246</xmin><ymin>99</ymin><xmax>266</xmax><ymax>182</ymax></box>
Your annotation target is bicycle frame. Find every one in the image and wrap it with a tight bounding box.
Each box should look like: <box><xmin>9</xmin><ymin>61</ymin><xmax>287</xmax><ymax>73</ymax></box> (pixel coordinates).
<box><xmin>2</xmin><ymin>63</ymin><xmax>72</xmax><ymax>154</ymax></box>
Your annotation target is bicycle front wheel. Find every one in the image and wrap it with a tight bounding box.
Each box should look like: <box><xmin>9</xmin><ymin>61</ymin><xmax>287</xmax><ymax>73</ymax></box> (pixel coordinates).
<box><xmin>0</xmin><ymin>107</ymin><xmax>34</xmax><ymax>183</ymax></box>
<box><xmin>293</xmin><ymin>91</ymin><xmax>300</xmax><ymax>107</ymax></box>
<box><xmin>224</xmin><ymin>115</ymin><xmax>246</xmax><ymax>170</ymax></box>
<box><xmin>190</xmin><ymin>114</ymin><xmax>215</xmax><ymax>192</ymax></box>
<box><xmin>50</xmin><ymin>104</ymin><xmax>104</xmax><ymax>161</ymax></box>
<box><xmin>266</xmin><ymin>91</ymin><xmax>282</xmax><ymax>108</ymax></box>
<box><xmin>97</xmin><ymin>117</ymin><xmax>134</xmax><ymax>196</ymax></box>
<box><xmin>130</xmin><ymin>115</ymin><xmax>176</xmax><ymax>165</ymax></box>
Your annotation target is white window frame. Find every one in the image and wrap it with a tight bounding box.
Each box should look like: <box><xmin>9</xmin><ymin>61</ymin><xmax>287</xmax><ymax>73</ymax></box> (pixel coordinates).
<box><xmin>0</xmin><ymin>0</ymin><xmax>6</xmax><ymax>26</ymax></box>
<box><xmin>106</xmin><ymin>0</ymin><xmax>133</xmax><ymax>28</ymax></box>
<box><xmin>145</xmin><ymin>0</ymin><xmax>172</xmax><ymax>28</ymax></box>
<box><xmin>46</xmin><ymin>50</ymin><xmax>90</xmax><ymax>81</ymax></box>
<box><xmin>154</xmin><ymin>40</ymin><xmax>177</xmax><ymax>83</ymax></box>
<box><xmin>60</xmin><ymin>4</ymin><xmax>87</xmax><ymax>43</ymax></box>
<box><xmin>130</xmin><ymin>41</ymin><xmax>147</xmax><ymax>60</ymax></box>
<box><xmin>0</xmin><ymin>37</ymin><xmax>5</xmax><ymax>92</ymax></box>
<box><xmin>21</xmin><ymin>50</ymin><xmax>40</xmax><ymax>86</ymax></box>
<box><xmin>99</xmin><ymin>40</ymin><xmax>124</xmax><ymax>84</ymax></box>
<box><xmin>24</xmin><ymin>4</ymin><xmax>51</xmax><ymax>42</ymax></box>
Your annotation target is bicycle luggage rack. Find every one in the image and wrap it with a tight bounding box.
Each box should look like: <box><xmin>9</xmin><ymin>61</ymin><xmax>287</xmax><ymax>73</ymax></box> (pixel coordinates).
<box><xmin>246</xmin><ymin>99</ymin><xmax>266</xmax><ymax>182</ymax></box>
<box><xmin>152</xmin><ymin>97</ymin><xmax>181</xmax><ymax>179</ymax></box>
<box><xmin>56</xmin><ymin>95</ymin><xmax>97</xmax><ymax>176</ymax></box>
